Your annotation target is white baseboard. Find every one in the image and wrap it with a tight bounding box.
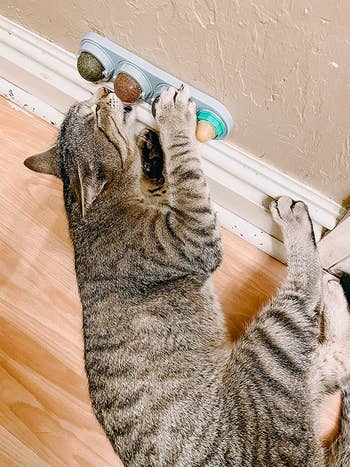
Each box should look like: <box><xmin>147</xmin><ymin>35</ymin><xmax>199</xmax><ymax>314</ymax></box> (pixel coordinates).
<box><xmin>0</xmin><ymin>15</ymin><xmax>345</xmax><ymax>262</ymax></box>
<box><xmin>318</xmin><ymin>212</ymin><xmax>350</xmax><ymax>270</ymax></box>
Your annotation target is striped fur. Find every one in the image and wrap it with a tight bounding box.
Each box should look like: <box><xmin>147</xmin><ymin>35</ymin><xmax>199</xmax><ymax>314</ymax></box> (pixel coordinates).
<box><xmin>24</xmin><ymin>86</ymin><xmax>349</xmax><ymax>466</ymax></box>
<box><xmin>327</xmin><ymin>273</ymin><xmax>350</xmax><ymax>467</ymax></box>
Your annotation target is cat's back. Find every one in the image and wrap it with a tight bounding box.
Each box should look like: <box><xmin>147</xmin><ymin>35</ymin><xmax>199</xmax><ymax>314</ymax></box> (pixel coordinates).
<box><xmin>83</xmin><ymin>287</ymin><xmax>230</xmax><ymax>466</ymax></box>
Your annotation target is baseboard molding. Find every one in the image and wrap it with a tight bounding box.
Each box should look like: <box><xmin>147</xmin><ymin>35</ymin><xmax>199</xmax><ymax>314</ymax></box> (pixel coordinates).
<box><xmin>318</xmin><ymin>212</ymin><xmax>350</xmax><ymax>270</ymax></box>
<box><xmin>0</xmin><ymin>15</ymin><xmax>345</xmax><ymax>262</ymax></box>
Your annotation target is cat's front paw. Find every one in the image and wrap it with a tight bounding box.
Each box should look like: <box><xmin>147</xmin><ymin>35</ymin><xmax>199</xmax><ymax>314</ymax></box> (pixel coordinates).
<box><xmin>270</xmin><ymin>196</ymin><xmax>315</xmax><ymax>242</ymax></box>
<box><xmin>153</xmin><ymin>85</ymin><xmax>197</xmax><ymax>136</ymax></box>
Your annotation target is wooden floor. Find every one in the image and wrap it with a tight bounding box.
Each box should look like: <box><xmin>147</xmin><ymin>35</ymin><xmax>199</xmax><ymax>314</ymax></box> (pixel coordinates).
<box><xmin>0</xmin><ymin>97</ymin><xmax>340</xmax><ymax>465</ymax></box>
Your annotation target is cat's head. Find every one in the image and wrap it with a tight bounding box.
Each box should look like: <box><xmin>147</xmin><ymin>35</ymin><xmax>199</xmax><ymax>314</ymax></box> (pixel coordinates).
<box><xmin>24</xmin><ymin>87</ymin><xmax>135</xmax><ymax>216</ymax></box>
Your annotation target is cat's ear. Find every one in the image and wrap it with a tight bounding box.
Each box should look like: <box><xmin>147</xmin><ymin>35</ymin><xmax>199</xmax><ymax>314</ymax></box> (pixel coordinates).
<box><xmin>24</xmin><ymin>146</ymin><xmax>58</xmax><ymax>176</ymax></box>
<box><xmin>75</xmin><ymin>165</ymin><xmax>107</xmax><ymax>217</ymax></box>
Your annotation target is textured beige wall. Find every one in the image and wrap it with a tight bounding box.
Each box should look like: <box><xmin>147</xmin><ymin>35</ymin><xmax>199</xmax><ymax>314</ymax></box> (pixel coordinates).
<box><xmin>2</xmin><ymin>0</ymin><xmax>350</xmax><ymax>202</ymax></box>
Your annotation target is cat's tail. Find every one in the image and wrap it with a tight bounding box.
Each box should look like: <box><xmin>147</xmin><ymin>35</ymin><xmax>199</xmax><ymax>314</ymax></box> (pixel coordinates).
<box><xmin>327</xmin><ymin>272</ymin><xmax>350</xmax><ymax>467</ymax></box>
<box><xmin>327</xmin><ymin>387</ymin><xmax>350</xmax><ymax>466</ymax></box>
<box><xmin>327</xmin><ymin>386</ymin><xmax>350</xmax><ymax>466</ymax></box>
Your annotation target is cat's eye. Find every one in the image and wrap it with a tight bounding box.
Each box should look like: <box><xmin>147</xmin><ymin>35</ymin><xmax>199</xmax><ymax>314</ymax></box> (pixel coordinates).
<box><xmin>95</xmin><ymin>104</ymin><xmax>101</xmax><ymax>120</ymax></box>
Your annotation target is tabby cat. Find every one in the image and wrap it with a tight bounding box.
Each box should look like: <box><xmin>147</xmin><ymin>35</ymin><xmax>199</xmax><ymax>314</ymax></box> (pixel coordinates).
<box><xmin>24</xmin><ymin>86</ymin><xmax>350</xmax><ymax>466</ymax></box>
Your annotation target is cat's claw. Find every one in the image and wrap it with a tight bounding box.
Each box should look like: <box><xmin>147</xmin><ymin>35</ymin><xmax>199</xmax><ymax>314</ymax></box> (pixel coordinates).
<box><xmin>270</xmin><ymin>196</ymin><xmax>316</xmax><ymax>247</ymax></box>
<box><xmin>270</xmin><ymin>196</ymin><xmax>311</xmax><ymax>228</ymax></box>
<box><xmin>153</xmin><ymin>85</ymin><xmax>196</xmax><ymax>132</ymax></box>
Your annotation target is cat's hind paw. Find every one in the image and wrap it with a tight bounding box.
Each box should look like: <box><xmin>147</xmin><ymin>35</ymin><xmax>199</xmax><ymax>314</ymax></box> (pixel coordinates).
<box><xmin>270</xmin><ymin>197</ymin><xmax>310</xmax><ymax>227</ymax></box>
<box><xmin>270</xmin><ymin>196</ymin><xmax>316</xmax><ymax>245</ymax></box>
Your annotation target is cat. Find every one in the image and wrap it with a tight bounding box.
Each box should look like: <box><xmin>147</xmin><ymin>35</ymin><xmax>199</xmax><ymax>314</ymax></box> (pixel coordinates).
<box><xmin>315</xmin><ymin>271</ymin><xmax>350</xmax><ymax>466</ymax></box>
<box><xmin>24</xmin><ymin>85</ymin><xmax>350</xmax><ymax>466</ymax></box>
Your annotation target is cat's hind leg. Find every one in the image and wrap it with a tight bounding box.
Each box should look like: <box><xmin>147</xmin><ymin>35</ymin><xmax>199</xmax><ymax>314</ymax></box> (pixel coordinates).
<box><xmin>244</xmin><ymin>197</ymin><xmax>322</xmax><ymax>361</ymax></box>
<box><xmin>262</xmin><ymin>197</ymin><xmax>323</xmax><ymax>350</ymax></box>
<box><xmin>251</xmin><ymin>197</ymin><xmax>323</xmax><ymax>368</ymax></box>
<box><xmin>327</xmin><ymin>386</ymin><xmax>350</xmax><ymax>467</ymax></box>
<box><xmin>322</xmin><ymin>273</ymin><xmax>350</xmax><ymax>344</ymax></box>
<box><xmin>224</xmin><ymin>198</ymin><xmax>325</xmax><ymax>466</ymax></box>
<box><xmin>320</xmin><ymin>274</ymin><xmax>350</xmax><ymax>466</ymax></box>
<box><xmin>312</xmin><ymin>274</ymin><xmax>350</xmax><ymax>400</ymax></box>
<box><xmin>270</xmin><ymin>196</ymin><xmax>321</xmax><ymax>300</ymax></box>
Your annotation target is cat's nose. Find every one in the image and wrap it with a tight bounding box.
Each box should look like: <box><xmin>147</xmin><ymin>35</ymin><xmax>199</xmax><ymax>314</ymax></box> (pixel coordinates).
<box><xmin>103</xmin><ymin>87</ymin><xmax>113</xmax><ymax>96</ymax></box>
<box><xmin>87</xmin><ymin>87</ymin><xmax>111</xmax><ymax>105</ymax></box>
<box><xmin>98</xmin><ymin>87</ymin><xmax>113</xmax><ymax>99</ymax></box>
<box><xmin>94</xmin><ymin>87</ymin><xmax>112</xmax><ymax>100</ymax></box>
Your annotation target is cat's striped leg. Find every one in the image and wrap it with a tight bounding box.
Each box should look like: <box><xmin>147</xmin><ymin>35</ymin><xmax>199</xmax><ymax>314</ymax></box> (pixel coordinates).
<box><xmin>311</xmin><ymin>274</ymin><xmax>350</xmax><ymax>401</ymax></box>
<box><xmin>152</xmin><ymin>86</ymin><xmax>222</xmax><ymax>274</ymax></box>
<box><xmin>322</xmin><ymin>274</ymin><xmax>350</xmax><ymax>466</ymax></box>
<box><xmin>322</xmin><ymin>273</ymin><xmax>350</xmax><ymax>344</ymax></box>
<box><xmin>327</xmin><ymin>386</ymin><xmax>350</xmax><ymax>467</ymax></box>
<box><xmin>270</xmin><ymin>196</ymin><xmax>321</xmax><ymax>298</ymax></box>
<box><xmin>225</xmin><ymin>198</ymin><xmax>325</xmax><ymax>465</ymax></box>
<box><xmin>253</xmin><ymin>197</ymin><xmax>323</xmax><ymax>355</ymax></box>
<box><xmin>153</xmin><ymin>86</ymin><xmax>210</xmax><ymax>214</ymax></box>
<box><xmin>261</xmin><ymin>197</ymin><xmax>323</xmax><ymax>352</ymax></box>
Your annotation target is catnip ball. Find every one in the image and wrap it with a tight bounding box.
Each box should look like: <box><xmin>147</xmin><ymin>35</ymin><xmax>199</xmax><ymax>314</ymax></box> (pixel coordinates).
<box><xmin>196</xmin><ymin>120</ymin><xmax>217</xmax><ymax>142</ymax></box>
<box><xmin>77</xmin><ymin>52</ymin><xmax>105</xmax><ymax>82</ymax></box>
<box><xmin>114</xmin><ymin>73</ymin><xmax>142</xmax><ymax>104</ymax></box>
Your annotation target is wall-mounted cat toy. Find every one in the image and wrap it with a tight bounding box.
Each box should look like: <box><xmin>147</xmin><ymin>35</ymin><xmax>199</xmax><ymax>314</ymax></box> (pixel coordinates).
<box><xmin>77</xmin><ymin>33</ymin><xmax>233</xmax><ymax>143</ymax></box>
